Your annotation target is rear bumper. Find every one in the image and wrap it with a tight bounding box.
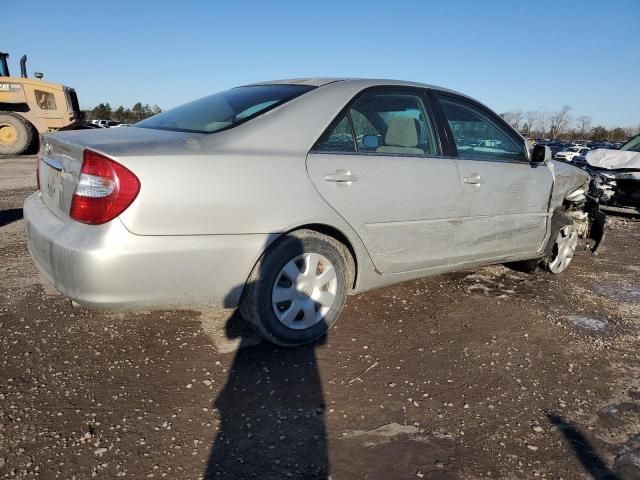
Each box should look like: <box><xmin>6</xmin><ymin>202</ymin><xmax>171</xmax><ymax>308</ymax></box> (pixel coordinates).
<box><xmin>24</xmin><ymin>192</ymin><xmax>271</xmax><ymax>310</ymax></box>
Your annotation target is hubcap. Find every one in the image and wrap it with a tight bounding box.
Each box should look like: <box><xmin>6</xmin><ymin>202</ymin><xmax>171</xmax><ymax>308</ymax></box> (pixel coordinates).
<box><xmin>548</xmin><ymin>224</ymin><xmax>579</xmax><ymax>273</ymax></box>
<box><xmin>0</xmin><ymin>123</ymin><xmax>19</xmax><ymax>146</ymax></box>
<box><xmin>272</xmin><ymin>252</ymin><xmax>338</xmax><ymax>330</ymax></box>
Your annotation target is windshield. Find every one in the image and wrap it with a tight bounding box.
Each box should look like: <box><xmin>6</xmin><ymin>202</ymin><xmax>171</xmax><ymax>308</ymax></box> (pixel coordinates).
<box><xmin>136</xmin><ymin>84</ymin><xmax>315</xmax><ymax>134</ymax></box>
<box><xmin>620</xmin><ymin>135</ymin><xmax>640</xmax><ymax>153</ymax></box>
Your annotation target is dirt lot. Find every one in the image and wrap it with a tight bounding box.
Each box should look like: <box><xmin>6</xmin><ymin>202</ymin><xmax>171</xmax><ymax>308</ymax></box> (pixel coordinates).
<box><xmin>1</xmin><ymin>155</ymin><xmax>640</xmax><ymax>480</ymax></box>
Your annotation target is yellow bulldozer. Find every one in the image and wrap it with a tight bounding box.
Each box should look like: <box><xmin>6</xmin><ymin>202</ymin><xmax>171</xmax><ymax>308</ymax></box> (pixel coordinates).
<box><xmin>0</xmin><ymin>52</ymin><xmax>83</xmax><ymax>155</ymax></box>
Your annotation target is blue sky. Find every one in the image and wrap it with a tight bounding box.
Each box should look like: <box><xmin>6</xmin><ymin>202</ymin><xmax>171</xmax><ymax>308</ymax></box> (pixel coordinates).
<box><xmin>5</xmin><ymin>0</ymin><xmax>639</xmax><ymax>127</ymax></box>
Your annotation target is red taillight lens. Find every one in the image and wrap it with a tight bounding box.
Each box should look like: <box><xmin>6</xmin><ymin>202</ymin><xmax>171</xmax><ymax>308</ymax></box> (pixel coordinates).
<box><xmin>70</xmin><ymin>149</ymin><xmax>140</xmax><ymax>225</ymax></box>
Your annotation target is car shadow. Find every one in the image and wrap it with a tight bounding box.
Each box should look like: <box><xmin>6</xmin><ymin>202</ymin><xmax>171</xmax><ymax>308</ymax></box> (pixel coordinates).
<box><xmin>0</xmin><ymin>208</ymin><xmax>23</xmax><ymax>227</ymax></box>
<box><xmin>203</xmin><ymin>234</ymin><xmax>330</xmax><ymax>479</ymax></box>
<box><xmin>546</xmin><ymin>412</ymin><xmax>621</xmax><ymax>480</ymax></box>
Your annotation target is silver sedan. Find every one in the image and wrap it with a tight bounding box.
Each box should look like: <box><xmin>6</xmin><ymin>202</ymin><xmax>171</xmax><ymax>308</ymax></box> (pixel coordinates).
<box><xmin>25</xmin><ymin>78</ymin><xmax>600</xmax><ymax>345</ymax></box>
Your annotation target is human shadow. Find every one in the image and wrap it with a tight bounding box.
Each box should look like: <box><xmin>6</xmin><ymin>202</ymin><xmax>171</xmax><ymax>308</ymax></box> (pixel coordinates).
<box><xmin>0</xmin><ymin>208</ymin><xmax>23</xmax><ymax>227</ymax></box>
<box><xmin>204</xmin><ymin>235</ymin><xmax>329</xmax><ymax>479</ymax></box>
<box><xmin>547</xmin><ymin>412</ymin><xmax>621</xmax><ymax>480</ymax></box>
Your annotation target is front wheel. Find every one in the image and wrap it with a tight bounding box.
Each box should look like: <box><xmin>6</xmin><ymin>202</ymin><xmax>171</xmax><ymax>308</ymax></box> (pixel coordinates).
<box><xmin>0</xmin><ymin>113</ymin><xmax>35</xmax><ymax>155</ymax></box>
<box><xmin>542</xmin><ymin>213</ymin><xmax>579</xmax><ymax>274</ymax></box>
<box><xmin>240</xmin><ymin>230</ymin><xmax>349</xmax><ymax>346</ymax></box>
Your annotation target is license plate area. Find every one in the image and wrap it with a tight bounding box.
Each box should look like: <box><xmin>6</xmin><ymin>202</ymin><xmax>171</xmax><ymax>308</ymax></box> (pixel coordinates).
<box><xmin>40</xmin><ymin>156</ymin><xmax>64</xmax><ymax>214</ymax></box>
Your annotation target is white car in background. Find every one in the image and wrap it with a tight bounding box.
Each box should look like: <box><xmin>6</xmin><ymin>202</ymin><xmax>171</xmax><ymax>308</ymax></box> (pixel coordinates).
<box><xmin>555</xmin><ymin>146</ymin><xmax>590</xmax><ymax>163</ymax></box>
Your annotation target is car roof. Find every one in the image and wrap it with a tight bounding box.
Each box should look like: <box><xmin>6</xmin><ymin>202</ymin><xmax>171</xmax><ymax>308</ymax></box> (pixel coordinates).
<box><xmin>247</xmin><ymin>78</ymin><xmax>346</xmax><ymax>87</ymax></box>
<box><xmin>245</xmin><ymin>77</ymin><xmax>469</xmax><ymax>97</ymax></box>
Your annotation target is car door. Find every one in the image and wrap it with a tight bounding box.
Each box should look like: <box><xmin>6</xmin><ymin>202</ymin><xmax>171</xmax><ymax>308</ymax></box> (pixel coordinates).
<box><xmin>306</xmin><ymin>88</ymin><xmax>462</xmax><ymax>274</ymax></box>
<box><xmin>433</xmin><ymin>92</ymin><xmax>553</xmax><ymax>264</ymax></box>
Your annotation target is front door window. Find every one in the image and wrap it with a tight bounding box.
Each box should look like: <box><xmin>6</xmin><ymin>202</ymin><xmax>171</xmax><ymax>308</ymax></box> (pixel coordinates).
<box><xmin>437</xmin><ymin>95</ymin><xmax>526</xmax><ymax>162</ymax></box>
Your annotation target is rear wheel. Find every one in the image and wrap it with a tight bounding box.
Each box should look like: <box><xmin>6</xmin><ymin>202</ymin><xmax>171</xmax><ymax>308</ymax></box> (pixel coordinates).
<box><xmin>0</xmin><ymin>113</ymin><xmax>35</xmax><ymax>155</ymax></box>
<box><xmin>542</xmin><ymin>213</ymin><xmax>579</xmax><ymax>274</ymax></box>
<box><xmin>240</xmin><ymin>230</ymin><xmax>349</xmax><ymax>346</ymax></box>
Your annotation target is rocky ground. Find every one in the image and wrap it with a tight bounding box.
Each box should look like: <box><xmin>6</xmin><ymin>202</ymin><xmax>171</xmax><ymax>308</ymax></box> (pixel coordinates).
<box><xmin>1</xmin><ymin>155</ymin><xmax>640</xmax><ymax>479</ymax></box>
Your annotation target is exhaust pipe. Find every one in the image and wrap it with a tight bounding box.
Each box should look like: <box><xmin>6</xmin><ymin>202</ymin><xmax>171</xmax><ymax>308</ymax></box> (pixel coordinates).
<box><xmin>0</xmin><ymin>52</ymin><xmax>9</xmax><ymax>77</ymax></box>
<box><xmin>20</xmin><ymin>55</ymin><xmax>27</xmax><ymax>78</ymax></box>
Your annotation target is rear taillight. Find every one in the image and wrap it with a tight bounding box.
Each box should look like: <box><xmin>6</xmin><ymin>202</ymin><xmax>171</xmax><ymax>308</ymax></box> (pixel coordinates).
<box><xmin>70</xmin><ymin>149</ymin><xmax>140</xmax><ymax>225</ymax></box>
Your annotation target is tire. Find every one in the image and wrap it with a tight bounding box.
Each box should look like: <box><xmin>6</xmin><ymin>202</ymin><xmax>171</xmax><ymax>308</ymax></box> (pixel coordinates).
<box><xmin>542</xmin><ymin>212</ymin><xmax>579</xmax><ymax>274</ymax></box>
<box><xmin>0</xmin><ymin>113</ymin><xmax>35</xmax><ymax>155</ymax></box>
<box><xmin>240</xmin><ymin>230</ymin><xmax>349</xmax><ymax>346</ymax></box>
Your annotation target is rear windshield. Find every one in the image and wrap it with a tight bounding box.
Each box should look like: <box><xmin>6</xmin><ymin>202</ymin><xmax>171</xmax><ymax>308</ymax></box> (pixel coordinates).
<box><xmin>136</xmin><ymin>84</ymin><xmax>315</xmax><ymax>134</ymax></box>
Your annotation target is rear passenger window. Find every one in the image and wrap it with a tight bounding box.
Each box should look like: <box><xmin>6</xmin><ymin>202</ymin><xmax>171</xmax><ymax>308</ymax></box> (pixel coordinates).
<box><xmin>436</xmin><ymin>95</ymin><xmax>526</xmax><ymax>161</ymax></box>
<box><xmin>350</xmin><ymin>92</ymin><xmax>438</xmax><ymax>155</ymax></box>
<box><xmin>313</xmin><ymin>113</ymin><xmax>356</xmax><ymax>152</ymax></box>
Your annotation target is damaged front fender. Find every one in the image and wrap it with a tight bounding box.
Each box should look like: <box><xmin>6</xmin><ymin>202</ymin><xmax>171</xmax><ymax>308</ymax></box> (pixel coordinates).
<box><xmin>565</xmin><ymin>179</ymin><xmax>606</xmax><ymax>254</ymax></box>
<box><xmin>549</xmin><ymin>160</ymin><xmax>606</xmax><ymax>254</ymax></box>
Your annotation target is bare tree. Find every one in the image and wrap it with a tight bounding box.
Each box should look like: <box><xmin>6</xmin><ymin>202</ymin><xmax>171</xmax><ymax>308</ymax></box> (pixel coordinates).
<box><xmin>576</xmin><ymin>115</ymin><xmax>592</xmax><ymax>138</ymax></box>
<box><xmin>610</xmin><ymin>127</ymin><xmax>628</xmax><ymax>142</ymax></box>
<box><xmin>502</xmin><ymin>108</ymin><xmax>636</xmax><ymax>141</ymax></box>
<box><xmin>591</xmin><ymin>126</ymin><xmax>609</xmax><ymax>140</ymax></box>
<box><xmin>523</xmin><ymin>111</ymin><xmax>539</xmax><ymax>136</ymax></box>
<box><xmin>501</xmin><ymin>109</ymin><xmax>524</xmax><ymax>131</ymax></box>
<box><xmin>535</xmin><ymin>111</ymin><xmax>550</xmax><ymax>138</ymax></box>
<box><xmin>548</xmin><ymin>105</ymin><xmax>572</xmax><ymax>139</ymax></box>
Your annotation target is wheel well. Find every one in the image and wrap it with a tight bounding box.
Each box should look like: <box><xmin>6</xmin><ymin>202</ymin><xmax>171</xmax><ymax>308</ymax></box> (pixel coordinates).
<box><xmin>0</xmin><ymin>102</ymin><xmax>30</xmax><ymax>113</ymax></box>
<box><xmin>287</xmin><ymin>223</ymin><xmax>358</xmax><ymax>290</ymax></box>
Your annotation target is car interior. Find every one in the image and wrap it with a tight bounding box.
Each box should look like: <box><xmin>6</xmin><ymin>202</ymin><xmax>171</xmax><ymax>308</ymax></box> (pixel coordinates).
<box><xmin>350</xmin><ymin>93</ymin><xmax>437</xmax><ymax>155</ymax></box>
<box><xmin>375</xmin><ymin>117</ymin><xmax>424</xmax><ymax>155</ymax></box>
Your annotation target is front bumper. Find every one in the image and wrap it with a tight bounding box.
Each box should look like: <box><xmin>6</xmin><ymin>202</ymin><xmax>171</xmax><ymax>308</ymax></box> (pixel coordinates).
<box><xmin>24</xmin><ymin>192</ymin><xmax>271</xmax><ymax>310</ymax></box>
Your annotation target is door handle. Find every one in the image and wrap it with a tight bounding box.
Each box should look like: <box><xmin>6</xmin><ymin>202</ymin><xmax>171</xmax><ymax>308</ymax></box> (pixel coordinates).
<box><xmin>463</xmin><ymin>173</ymin><xmax>484</xmax><ymax>185</ymax></box>
<box><xmin>325</xmin><ymin>169</ymin><xmax>358</xmax><ymax>184</ymax></box>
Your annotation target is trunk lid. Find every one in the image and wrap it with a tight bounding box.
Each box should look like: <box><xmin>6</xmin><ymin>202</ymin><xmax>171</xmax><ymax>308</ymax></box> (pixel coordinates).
<box><xmin>38</xmin><ymin>127</ymin><xmax>204</xmax><ymax>220</ymax></box>
<box><xmin>38</xmin><ymin>136</ymin><xmax>84</xmax><ymax>220</ymax></box>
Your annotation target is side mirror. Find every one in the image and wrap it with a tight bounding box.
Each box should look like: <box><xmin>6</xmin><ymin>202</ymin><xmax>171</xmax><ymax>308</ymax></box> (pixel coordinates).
<box><xmin>362</xmin><ymin>135</ymin><xmax>380</xmax><ymax>149</ymax></box>
<box><xmin>531</xmin><ymin>145</ymin><xmax>551</xmax><ymax>163</ymax></box>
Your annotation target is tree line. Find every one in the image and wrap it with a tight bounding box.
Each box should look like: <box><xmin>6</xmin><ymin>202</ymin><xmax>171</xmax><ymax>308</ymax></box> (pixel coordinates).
<box><xmin>499</xmin><ymin>107</ymin><xmax>639</xmax><ymax>142</ymax></box>
<box><xmin>84</xmin><ymin>101</ymin><xmax>636</xmax><ymax>142</ymax></box>
<box><xmin>85</xmin><ymin>102</ymin><xmax>162</xmax><ymax>123</ymax></box>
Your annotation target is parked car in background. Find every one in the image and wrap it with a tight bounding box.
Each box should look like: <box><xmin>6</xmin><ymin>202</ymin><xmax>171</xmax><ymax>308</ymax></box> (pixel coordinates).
<box><xmin>555</xmin><ymin>146</ymin><xmax>590</xmax><ymax>163</ymax></box>
<box><xmin>539</xmin><ymin>142</ymin><xmax>568</xmax><ymax>158</ymax></box>
<box><xmin>112</xmin><ymin>123</ymin><xmax>131</xmax><ymax>128</ymax></box>
<box><xmin>90</xmin><ymin>120</ymin><xmax>121</xmax><ymax>128</ymax></box>
<box><xmin>24</xmin><ymin>78</ymin><xmax>605</xmax><ymax>346</ymax></box>
<box><xmin>588</xmin><ymin>141</ymin><xmax>616</xmax><ymax>150</ymax></box>
<box><xmin>576</xmin><ymin>134</ymin><xmax>640</xmax><ymax>213</ymax></box>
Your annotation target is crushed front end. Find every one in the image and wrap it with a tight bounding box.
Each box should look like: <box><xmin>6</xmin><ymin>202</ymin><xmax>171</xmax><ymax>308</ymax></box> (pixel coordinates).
<box><xmin>563</xmin><ymin>176</ymin><xmax>607</xmax><ymax>254</ymax></box>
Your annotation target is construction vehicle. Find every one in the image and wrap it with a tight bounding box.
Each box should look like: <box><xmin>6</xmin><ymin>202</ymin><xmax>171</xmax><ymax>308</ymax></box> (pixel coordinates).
<box><xmin>0</xmin><ymin>52</ymin><xmax>83</xmax><ymax>155</ymax></box>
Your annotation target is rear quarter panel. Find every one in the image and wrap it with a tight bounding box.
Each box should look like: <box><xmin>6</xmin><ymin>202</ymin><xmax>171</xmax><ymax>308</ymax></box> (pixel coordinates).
<box><xmin>117</xmin><ymin>151</ymin><xmax>338</xmax><ymax>236</ymax></box>
<box><xmin>116</xmin><ymin>149</ymin><xmax>379</xmax><ymax>292</ymax></box>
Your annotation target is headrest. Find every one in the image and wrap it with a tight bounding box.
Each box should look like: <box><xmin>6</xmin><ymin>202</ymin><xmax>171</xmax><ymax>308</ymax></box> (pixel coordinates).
<box><xmin>384</xmin><ymin>117</ymin><xmax>419</xmax><ymax>147</ymax></box>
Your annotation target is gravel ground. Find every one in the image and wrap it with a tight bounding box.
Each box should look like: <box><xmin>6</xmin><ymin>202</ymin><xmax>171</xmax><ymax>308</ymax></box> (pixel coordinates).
<box><xmin>1</xmin><ymin>155</ymin><xmax>640</xmax><ymax>480</ymax></box>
